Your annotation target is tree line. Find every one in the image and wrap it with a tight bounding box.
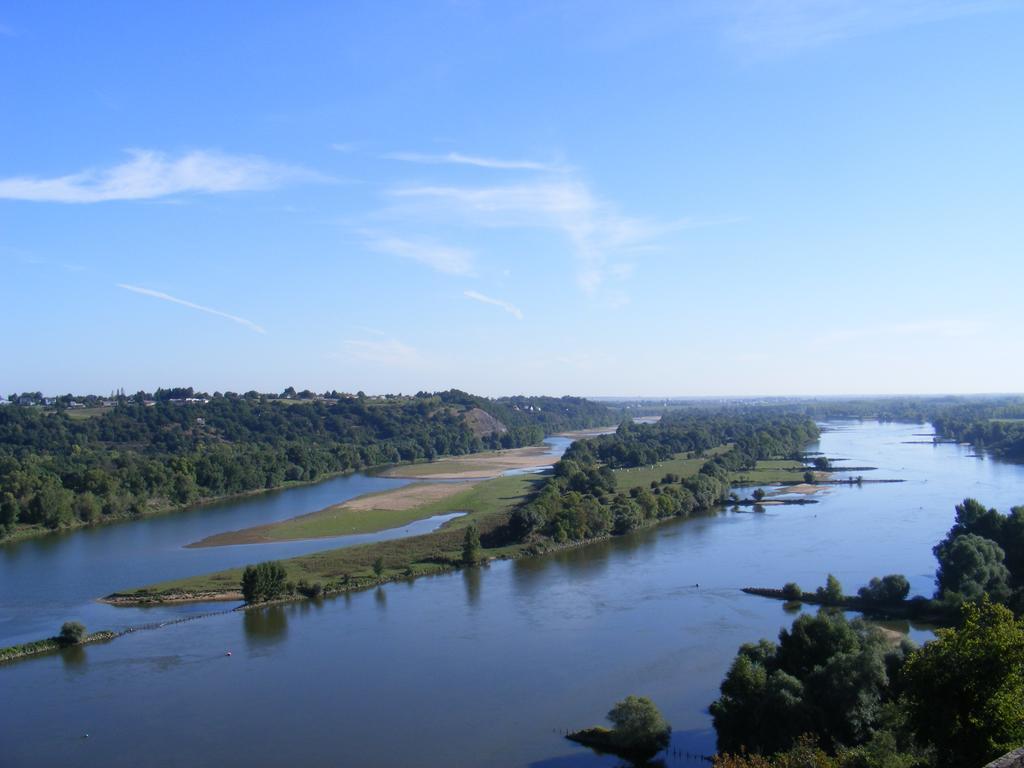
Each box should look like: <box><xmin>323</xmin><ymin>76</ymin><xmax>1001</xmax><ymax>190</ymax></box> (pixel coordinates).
<box><xmin>0</xmin><ymin>389</ymin><xmax>612</xmax><ymax>538</ymax></box>
<box><xmin>506</xmin><ymin>412</ymin><xmax>819</xmax><ymax>545</ymax></box>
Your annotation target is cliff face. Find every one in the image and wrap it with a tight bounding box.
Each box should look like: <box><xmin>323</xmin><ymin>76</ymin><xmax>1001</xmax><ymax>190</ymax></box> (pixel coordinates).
<box><xmin>985</xmin><ymin>748</ymin><xmax>1024</xmax><ymax>768</ymax></box>
<box><xmin>463</xmin><ymin>407</ymin><xmax>507</xmax><ymax>438</ymax></box>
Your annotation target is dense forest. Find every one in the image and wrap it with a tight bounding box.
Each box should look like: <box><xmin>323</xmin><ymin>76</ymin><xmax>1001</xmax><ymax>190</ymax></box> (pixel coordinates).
<box><xmin>507</xmin><ymin>412</ymin><xmax>820</xmax><ymax>545</ymax></box>
<box><xmin>0</xmin><ymin>388</ymin><xmax>612</xmax><ymax>538</ymax></box>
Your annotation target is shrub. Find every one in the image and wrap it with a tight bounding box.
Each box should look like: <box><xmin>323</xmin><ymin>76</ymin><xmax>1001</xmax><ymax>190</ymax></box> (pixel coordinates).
<box><xmin>857</xmin><ymin>574</ymin><xmax>911</xmax><ymax>604</ymax></box>
<box><xmin>782</xmin><ymin>582</ymin><xmax>802</xmax><ymax>601</ymax></box>
<box><xmin>58</xmin><ymin>621</ymin><xmax>86</xmax><ymax>645</ymax></box>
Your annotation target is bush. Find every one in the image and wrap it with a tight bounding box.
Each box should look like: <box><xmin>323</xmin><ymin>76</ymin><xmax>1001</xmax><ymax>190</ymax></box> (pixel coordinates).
<box><xmin>606</xmin><ymin>695</ymin><xmax>672</xmax><ymax>755</ymax></box>
<box><xmin>782</xmin><ymin>582</ymin><xmax>802</xmax><ymax>601</ymax></box>
<box><xmin>296</xmin><ymin>579</ymin><xmax>323</xmax><ymax>598</ymax></box>
<box><xmin>857</xmin><ymin>574</ymin><xmax>911</xmax><ymax>604</ymax></box>
<box><xmin>58</xmin><ymin>621</ymin><xmax>86</xmax><ymax>645</ymax></box>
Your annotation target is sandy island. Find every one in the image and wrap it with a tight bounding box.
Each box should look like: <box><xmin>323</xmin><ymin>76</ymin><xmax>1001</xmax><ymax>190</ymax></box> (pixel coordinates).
<box><xmin>381</xmin><ymin>444</ymin><xmax>559</xmax><ymax>480</ymax></box>
<box><xmin>189</xmin><ymin>482</ymin><xmax>472</xmax><ymax>547</ymax></box>
<box><xmin>190</xmin><ymin>433</ymin><xmax>614</xmax><ymax>548</ymax></box>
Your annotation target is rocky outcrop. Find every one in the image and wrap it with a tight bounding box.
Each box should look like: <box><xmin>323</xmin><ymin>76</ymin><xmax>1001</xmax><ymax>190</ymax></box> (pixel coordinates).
<box><xmin>985</xmin><ymin>748</ymin><xmax>1024</xmax><ymax>768</ymax></box>
<box><xmin>463</xmin><ymin>407</ymin><xmax>507</xmax><ymax>438</ymax></box>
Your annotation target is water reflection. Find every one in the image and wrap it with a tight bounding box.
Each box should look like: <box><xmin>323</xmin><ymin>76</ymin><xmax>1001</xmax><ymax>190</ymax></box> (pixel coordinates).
<box><xmin>243</xmin><ymin>605</ymin><xmax>288</xmax><ymax>647</ymax></box>
<box><xmin>374</xmin><ymin>586</ymin><xmax>387</xmax><ymax>610</ymax></box>
<box><xmin>59</xmin><ymin>644</ymin><xmax>87</xmax><ymax>670</ymax></box>
<box><xmin>463</xmin><ymin>566</ymin><xmax>481</xmax><ymax>607</ymax></box>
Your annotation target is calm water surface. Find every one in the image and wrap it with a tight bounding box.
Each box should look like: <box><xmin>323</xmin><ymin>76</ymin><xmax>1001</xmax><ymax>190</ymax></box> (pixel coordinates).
<box><xmin>3</xmin><ymin>422</ymin><xmax>1023</xmax><ymax>767</ymax></box>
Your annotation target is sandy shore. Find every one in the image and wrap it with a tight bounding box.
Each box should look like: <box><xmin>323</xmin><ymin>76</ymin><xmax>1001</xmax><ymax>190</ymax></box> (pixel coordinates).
<box><xmin>381</xmin><ymin>444</ymin><xmax>559</xmax><ymax>480</ymax></box>
<box><xmin>188</xmin><ymin>481</ymin><xmax>472</xmax><ymax>547</ymax></box>
<box><xmin>771</xmin><ymin>483</ymin><xmax>830</xmax><ymax>496</ymax></box>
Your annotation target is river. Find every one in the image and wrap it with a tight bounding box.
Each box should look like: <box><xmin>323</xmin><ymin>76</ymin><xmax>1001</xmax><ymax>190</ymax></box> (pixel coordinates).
<box><xmin>2</xmin><ymin>422</ymin><xmax>1022</xmax><ymax>766</ymax></box>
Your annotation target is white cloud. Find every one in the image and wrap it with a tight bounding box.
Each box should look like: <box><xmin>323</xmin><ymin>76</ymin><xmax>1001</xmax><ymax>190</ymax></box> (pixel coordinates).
<box><xmin>389</xmin><ymin>180</ymin><xmax>658</xmax><ymax>293</ymax></box>
<box><xmin>0</xmin><ymin>149</ymin><xmax>323</xmax><ymax>203</ymax></box>
<box><xmin>330</xmin><ymin>143</ymin><xmax>356</xmax><ymax>153</ymax></box>
<box><xmin>721</xmin><ymin>0</ymin><xmax>1012</xmax><ymax>53</ymax></box>
<box><xmin>464</xmin><ymin>290</ymin><xmax>523</xmax><ymax>320</ymax></box>
<box><xmin>364</xmin><ymin>234</ymin><xmax>475</xmax><ymax>276</ymax></box>
<box><xmin>116</xmin><ymin>283</ymin><xmax>266</xmax><ymax>334</ymax></box>
<box><xmin>383</xmin><ymin>151</ymin><xmax>558</xmax><ymax>171</ymax></box>
<box><xmin>341</xmin><ymin>337</ymin><xmax>420</xmax><ymax>366</ymax></box>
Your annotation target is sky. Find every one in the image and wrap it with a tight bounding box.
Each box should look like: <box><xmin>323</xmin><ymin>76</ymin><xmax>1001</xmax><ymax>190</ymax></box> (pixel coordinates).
<box><xmin>2</xmin><ymin>1</ymin><xmax>1022</xmax><ymax>398</ymax></box>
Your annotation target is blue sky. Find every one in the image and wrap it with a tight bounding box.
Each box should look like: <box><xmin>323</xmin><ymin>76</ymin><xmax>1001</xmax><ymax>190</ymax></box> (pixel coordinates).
<box><xmin>2</xmin><ymin>1</ymin><xmax>1022</xmax><ymax>397</ymax></box>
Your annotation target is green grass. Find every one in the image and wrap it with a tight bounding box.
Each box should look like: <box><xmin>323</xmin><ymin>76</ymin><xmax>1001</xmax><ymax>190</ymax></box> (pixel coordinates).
<box><xmin>124</xmin><ymin>474</ymin><xmax>545</xmax><ymax>596</ymax></box>
<box><xmin>255</xmin><ymin>474</ymin><xmax>540</xmax><ymax>541</ymax></box>
<box><xmin>731</xmin><ymin>460</ymin><xmax>810</xmax><ymax>484</ymax></box>
<box><xmin>64</xmin><ymin>406</ymin><xmax>113</xmax><ymax>420</ymax></box>
<box><xmin>613</xmin><ymin>454</ymin><xmax>706</xmax><ymax>490</ymax></box>
<box><xmin>612</xmin><ymin>444</ymin><xmax>733</xmax><ymax>490</ymax></box>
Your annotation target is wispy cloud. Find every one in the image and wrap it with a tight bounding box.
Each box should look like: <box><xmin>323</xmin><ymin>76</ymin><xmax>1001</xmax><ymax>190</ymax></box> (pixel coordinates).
<box><xmin>721</xmin><ymin>0</ymin><xmax>1012</xmax><ymax>53</ymax></box>
<box><xmin>330</xmin><ymin>143</ymin><xmax>357</xmax><ymax>153</ymax></box>
<box><xmin>383</xmin><ymin>151</ymin><xmax>558</xmax><ymax>171</ymax></box>
<box><xmin>364</xmin><ymin>233</ymin><xmax>475</xmax><ymax>276</ymax></box>
<box><xmin>116</xmin><ymin>283</ymin><xmax>267</xmax><ymax>334</ymax></box>
<box><xmin>0</xmin><ymin>149</ymin><xmax>324</xmax><ymax>203</ymax></box>
<box><xmin>389</xmin><ymin>180</ymin><xmax>663</xmax><ymax>293</ymax></box>
<box><xmin>341</xmin><ymin>336</ymin><xmax>420</xmax><ymax>365</ymax></box>
<box><xmin>464</xmin><ymin>290</ymin><xmax>523</xmax><ymax>320</ymax></box>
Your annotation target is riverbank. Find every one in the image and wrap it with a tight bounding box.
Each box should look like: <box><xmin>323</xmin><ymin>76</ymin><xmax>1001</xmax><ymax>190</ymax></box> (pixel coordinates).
<box><xmin>105</xmin><ymin>473</ymin><xmax>547</xmax><ymax>604</ymax></box>
<box><xmin>104</xmin><ymin>459</ymin><xmax>820</xmax><ymax>606</ymax></box>
<box><xmin>2</xmin><ymin>430</ymin><xmax>605</xmax><ymax>545</ymax></box>
<box><xmin>188</xmin><ymin>482</ymin><xmax>474</xmax><ymax>547</ymax></box>
<box><xmin>380</xmin><ymin>443</ymin><xmax>561</xmax><ymax>480</ymax></box>
<box><xmin>0</xmin><ymin>631</ymin><xmax>118</xmax><ymax>664</ymax></box>
<box><xmin>742</xmin><ymin>586</ymin><xmax>953</xmax><ymax>624</ymax></box>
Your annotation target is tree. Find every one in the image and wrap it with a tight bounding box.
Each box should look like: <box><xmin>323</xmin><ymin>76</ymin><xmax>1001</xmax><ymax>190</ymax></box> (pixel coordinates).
<box><xmin>857</xmin><ymin>574</ymin><xmax>910</xmax><ymax>604</ymax></box>
<box><xmin>803</xmin><ymin>471</ymin><xmax>815</xmax><ymax>484</ymax></box>
<box><xmin>782</xmin><ymin>582</ymin><xmax>802</xmax><ymax>601</ymax></box>
<box><xmin>0</xmin><ymin>492</ymin><xmax>18</xmax><ymax>533</ymax></box>
<box><xmin>901</xmin><ymin>599</ymin><xmax>1024</xmax><ymax>767</ymax></box>
<box><xmin>605</xmin><ymin>695</ymin><xmax>672</xmax><ymax>755</ymax></box>
<box><xmin>58</xmin><ymin>621</ymin><xmax>86</xmax><ymax>645</ymax></box>
<box><xmin>934</xmin><ymin>533</ymin><xmax>1012</xmax><ymax>604</ymax></box>
<box><xmin>462</xmin><ymin>523</ymin><xmax>481</xmax><ymax>565</ymax></box>
<box><xmin>815</xmin><ymin>574</ymin><xmax>844</xmax><ymax>603</ymax></box>
<box><xmin>372</xmin><ymin>556</ymin><xmax>384</xmax><ymax>577</ymax></box>
<box><xmin>240</xmin><ymin>561</ymin><xmax>287</xmax><ymax>603</ymax></box>
<box><xmin>753</xmin><ymin>488</ymin><xmax>766</xmax><ymax>502</ymax></box>
<box><xmin>813</xmin><ymin>456</ymin><xmax>831</xmax><ymax>471</ymax></box>
<box><xmin>710</xmin><ymin>612</ymin><xmax>907</xmax><ymax>755</ymax></box>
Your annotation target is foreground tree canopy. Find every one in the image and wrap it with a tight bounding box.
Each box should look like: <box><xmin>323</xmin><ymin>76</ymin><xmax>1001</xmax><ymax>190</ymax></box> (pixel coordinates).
<box><xmin>710</xmin><ymin>611</ymin><xmax>909</xmax><ymax>756</ymax></box>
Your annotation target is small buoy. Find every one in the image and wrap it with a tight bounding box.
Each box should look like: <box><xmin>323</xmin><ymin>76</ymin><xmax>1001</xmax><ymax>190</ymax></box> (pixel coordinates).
<box><xmin>225</xmin><ymin>651</ymin><xmax>232</xmax><ymax>657</ymax></box>
<box><xmin>83</xmin><ymin>733</ymin><xmax>89</xmax><ymax>739</ymax></box>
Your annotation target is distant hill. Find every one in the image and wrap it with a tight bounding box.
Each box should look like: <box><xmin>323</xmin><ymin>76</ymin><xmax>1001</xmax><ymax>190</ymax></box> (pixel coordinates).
<box><xmin>0</xmin><ymin>389</ymin><xmax>615</xmax><ymax>540</ymax></box>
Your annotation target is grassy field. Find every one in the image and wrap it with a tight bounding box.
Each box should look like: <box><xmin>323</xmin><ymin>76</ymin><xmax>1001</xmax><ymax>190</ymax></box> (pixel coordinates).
<box><xmin>731</xmin><ymin>459</ymin><xmax>812</xmax><ymax>484</ymax></box>
<box><xmin>64</xmin><ymin>406</ymin><xmax>113</xmax><ymax>420</ymax></box>
<box><xmin>196</xmin><ymin>475</ymin><xmax>540</xmax><ymax>545</ymax></box>
<box><xmin>613</xmin><ymin>454</ymin><xmax>706</xmax><ymax>490</ymax></box>
<box><xmin>612</xmin><ymin>444</ymin><xmax>733</xmax><ymax>490</ymax></box>
<box><xmin>123</xmin><ymin>474</ymin><xmax>544</xmax><ymax>597</ymax></box>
